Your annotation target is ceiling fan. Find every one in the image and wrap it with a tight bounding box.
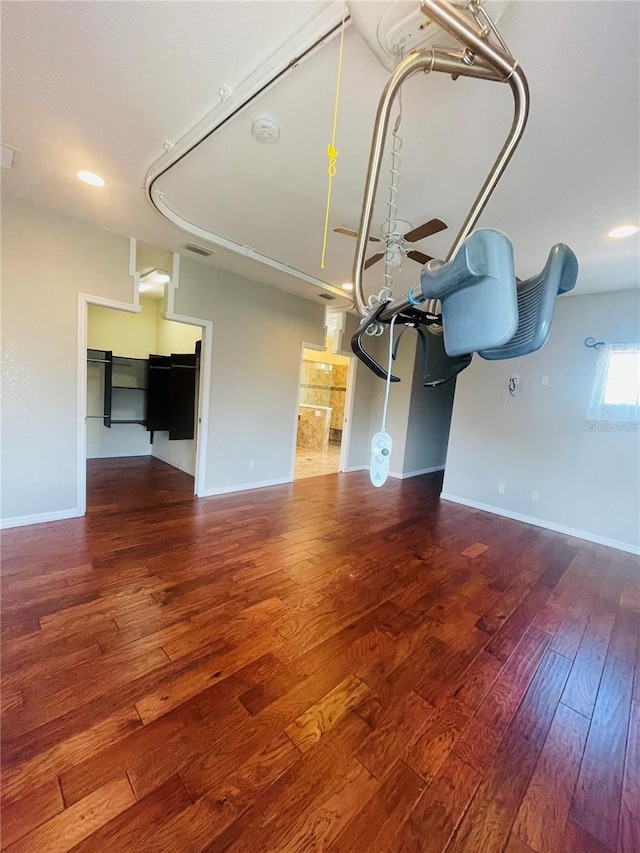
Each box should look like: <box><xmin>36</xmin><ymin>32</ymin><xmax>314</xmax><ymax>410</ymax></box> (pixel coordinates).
<box><xmin>334</xmin><ymin>218</ymin><xmax>448</xmax><ymax>270</ymax></box>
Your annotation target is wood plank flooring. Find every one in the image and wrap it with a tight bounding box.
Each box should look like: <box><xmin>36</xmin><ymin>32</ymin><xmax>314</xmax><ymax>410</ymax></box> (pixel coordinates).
<box><xmin>1</xmin><ymin>456</ymin><xmax>639</xmax><ymax>852</ymax></box>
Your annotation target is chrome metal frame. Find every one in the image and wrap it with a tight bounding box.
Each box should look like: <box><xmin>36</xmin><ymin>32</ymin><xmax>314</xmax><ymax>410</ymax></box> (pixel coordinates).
<box><xmin>353</xmin><ymin>0</ymin><xmax>530</xmax><ymax>321</ymax></box>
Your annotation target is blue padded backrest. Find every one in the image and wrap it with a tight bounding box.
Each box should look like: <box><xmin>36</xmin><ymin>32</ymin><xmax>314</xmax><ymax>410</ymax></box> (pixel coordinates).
<box><xmin>420</xmin><ymin>229</ymin><xmax>518</xmax><ymax>357</ymax></box>
<box><xmin>479</xmin><ymin>243</ymin><xmax>578</xmax><ymax>360</ymax></box>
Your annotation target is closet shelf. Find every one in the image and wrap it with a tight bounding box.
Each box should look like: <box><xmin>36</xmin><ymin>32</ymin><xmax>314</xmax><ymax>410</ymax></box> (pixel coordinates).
<box><xmin>87</xmin><ymin>348</ymin><xmax>197</xmax><ymax>441</ymax></box>
<box><xmin>111</xmin><ymin>385</ymin><xmax>148</xmax><ymax>390</ymax></box>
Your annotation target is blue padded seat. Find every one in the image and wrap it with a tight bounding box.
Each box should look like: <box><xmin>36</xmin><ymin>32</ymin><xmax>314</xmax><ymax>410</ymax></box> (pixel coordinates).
<box><xmin>479</xmin><ymin>243</ymin><xmax>578</xmax><ymax>360</ymax></box>
<box><xmin>419</xmin><ymin>229</ymin><xmax>518</xmax><ymax>357</ymax></box>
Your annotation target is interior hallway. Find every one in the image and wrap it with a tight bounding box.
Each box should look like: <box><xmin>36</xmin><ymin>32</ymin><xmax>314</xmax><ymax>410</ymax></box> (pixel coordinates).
<box><xmin>1</xmin><ymin>458</ymin><xmax>639</xmax><ymax>852</ymax></box>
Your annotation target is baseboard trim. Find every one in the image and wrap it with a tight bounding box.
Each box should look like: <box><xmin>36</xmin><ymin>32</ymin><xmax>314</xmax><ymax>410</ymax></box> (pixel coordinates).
<box><xmin>201</xmin><ymin>476</ymin><xmax>292</xmax><ymax>497</ymax></box>
<box><xmin>340</xmin><ymin>465</ymin><xmax>444</xmax><ymax>479</ymax></box>
<box><xmin>389</xmin><ymin>466</ymin><xmax>445</xmax><ymax>480</ymax></box>
<box><xmin>87</xmin><ymin>450</ymin><xmax>151</xmax><ymax>459</ymax></box>
<box><xmin>1</xmin><ymin>508</ymin><xmax>81</xmax><ymax>530</ymax></box>
<box><xmin>440</xmin><ymin>493</ymin><xmax>640</xmax><ymax>556</ymax></box>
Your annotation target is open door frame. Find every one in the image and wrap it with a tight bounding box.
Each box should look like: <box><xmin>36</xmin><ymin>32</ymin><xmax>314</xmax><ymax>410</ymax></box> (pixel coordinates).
<box><xmin>77</xmin><ymin>244</ymin><xmax>212</xmax><ymax>515</ymax></box>
<box><xmin>291</xmin><ymin>335</ymin><xmax>356</xmax><ymax>480</ymax></box>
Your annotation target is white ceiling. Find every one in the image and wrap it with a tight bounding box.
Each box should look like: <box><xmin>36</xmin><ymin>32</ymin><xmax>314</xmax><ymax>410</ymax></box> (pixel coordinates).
<box><xmin>2</xmin><ymin>1</ymin><xmax>639</xmax><ymax>310</ymax></box>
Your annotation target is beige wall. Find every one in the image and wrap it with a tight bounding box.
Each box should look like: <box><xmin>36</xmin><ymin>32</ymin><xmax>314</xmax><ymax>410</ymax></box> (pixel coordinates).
<box><xmin>88</xmin><ymin>298</ymin><xmax>157</xmax><ymax>359</ymax></box>
<box><xmin>1</xmin><ymin>196</ymin><xmax>326</xmax><ymax>521</ymax></box>
<box><xmin>88</xmin><ymin>296</ymin><xmax>201</xmax><ymax>360</ymax></box>
<box><xmin>1</xmin><ymin>193</ymin><xmax>451</xmax><ymax>524</ymax></box>
<box><xmin>155</xmin><ymin>302</ymin><xmax>201</xmax><ymax>356</ymax></box>
<box><xmin>1</xmin><ymin>195</ymin><xmax>134</xmax><ymax>521</ymax></box>
<box><xmin>173</xmin><ymin>257</ymin><xmax>325</xmax><ymax>492</ymax></box>
<box><xmin>443</xmin><ymin>290</ymin><xmax>640</xmax><ymax>552</ymax></box>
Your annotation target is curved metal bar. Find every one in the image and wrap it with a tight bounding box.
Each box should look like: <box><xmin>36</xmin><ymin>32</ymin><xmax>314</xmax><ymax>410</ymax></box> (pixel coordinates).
<box><xmin>374</xmin><ymin>65</ymin><xmax>528</xmax><ymax>323</ymax></box>
<box><xmin>353</xmin><ymin>0</ymin><xmax>530</xmax><ymax>320</ymax></box>
<box><xmin>421</xmin><ymin>0</ymin><xmax>515</xmax><ymax>77</ymax></box>
<box><xmin>352</xmin><ymin>51</ymin><xmax>436</xmax><ymax>317</ymax></box>
<box><xmin>445</xmin><ymin>65</ymin><xmax>529</xmax><ymax>263</ymax></box>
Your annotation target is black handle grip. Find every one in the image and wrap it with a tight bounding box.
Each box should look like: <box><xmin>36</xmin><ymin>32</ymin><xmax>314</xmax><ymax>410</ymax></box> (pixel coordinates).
<box><xmin>351</xmin><ymin>302</ymin><xmax>401</xmax><ymax>382</ymax></box>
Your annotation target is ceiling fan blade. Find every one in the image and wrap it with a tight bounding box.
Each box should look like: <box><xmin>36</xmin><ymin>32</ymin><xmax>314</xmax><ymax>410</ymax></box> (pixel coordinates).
<box><xmin>333</xmin><ymin>227</ymin><xmax>381</xmax><ymax>243</ymax></box>
<box><xmin>364</xmin><ymin>253</ymin><xmax>384</xmax><ymax>270</ymax></box>
<box><xmin>406</xmin><ymin>250</ymin><xmax>433</xmax><ymax>265</ymax></box>
<box><xmin>404</xmin><ymin>218</ymin><xmax>448</xmax><ymax>243</ymax></box>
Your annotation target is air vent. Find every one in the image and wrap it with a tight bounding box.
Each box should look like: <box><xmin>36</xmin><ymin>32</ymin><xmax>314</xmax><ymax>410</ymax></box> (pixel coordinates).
<box><xmin>184</xmin><ymin>243</ymin><xmax>213</xmax><ymax>257</ymax></box>
<box><xmin>319</xmin><ymin>293</ymin><xmax>336</xmax><ymax>301</ymax></box>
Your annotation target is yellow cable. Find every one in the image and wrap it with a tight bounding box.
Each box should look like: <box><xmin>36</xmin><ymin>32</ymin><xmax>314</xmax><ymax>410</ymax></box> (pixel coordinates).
<box><xmin>320</xmin><ymin>6</ymin><xmax>347</xmax><ymax>270</ymax></box>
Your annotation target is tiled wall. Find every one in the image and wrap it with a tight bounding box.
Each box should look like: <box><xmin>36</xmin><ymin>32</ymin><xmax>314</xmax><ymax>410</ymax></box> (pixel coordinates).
<box><xmin>329</xmin><ymin>364</ymin><xmax>348</xmax><ymax>431</ymax></box>
<box><xmin>300</xmin><ymin>360</ymin><xmax>347</xmax><ymax>432</ymax></box>
<box><xmin>297</xmin><ymin>406</ymin><xmax>331</xmax><ymax>450</ymax></box>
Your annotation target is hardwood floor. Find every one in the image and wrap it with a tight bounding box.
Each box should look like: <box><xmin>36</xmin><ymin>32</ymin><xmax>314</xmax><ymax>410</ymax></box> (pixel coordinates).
<box><xmin>1</xmin><ymin>456</ymin><xmax>639</xmax><ymax>852</ymax></box>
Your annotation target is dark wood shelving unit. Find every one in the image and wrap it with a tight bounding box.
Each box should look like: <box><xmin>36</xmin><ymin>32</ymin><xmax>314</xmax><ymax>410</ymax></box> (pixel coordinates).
<box><xmin>87</xmin><ymin>349</ymin><xmax>197</xmax><ymax>443</ymax></box>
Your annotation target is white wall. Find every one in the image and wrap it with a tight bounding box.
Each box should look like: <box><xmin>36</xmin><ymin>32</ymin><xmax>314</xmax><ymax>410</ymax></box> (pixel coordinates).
<box><xmin>1</xmin><ymin>196</ymin><xmax>135</xmax><ymax>523</ymax></box>
<box><xmin>443</xmin><ymin>290</ymin><xmax>640</xmax><ymax>553</ymax></box>
<box><xmin>160</xmin><ymin>257</ymin><xmax>326</xmax><ymax>494</ymax></box>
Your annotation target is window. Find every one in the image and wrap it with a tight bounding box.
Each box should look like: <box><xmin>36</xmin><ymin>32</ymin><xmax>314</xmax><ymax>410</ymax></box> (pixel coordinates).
<box><xmin>603</xmin><ymin>350</ymin><xmax>640</xmax><ymax>406</ymax></box>
<box><xmin>588</xmin><ymin>343</ymin><xmax>640</xmax><ymax>422</ymax></box>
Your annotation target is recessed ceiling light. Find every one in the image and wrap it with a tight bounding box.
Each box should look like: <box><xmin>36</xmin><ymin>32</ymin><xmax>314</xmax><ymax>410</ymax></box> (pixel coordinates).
<box><xmin>77</xmin><ymin>170</ymin><xmax>105</xmax><ymax>187</ymax></box>
<box><xmin>608</xmin><ymin>224</ymin><xmax>639</xmax><ymax>239</ymax></box>
<box><xmin>342</xmin><ymin>282</ymin><xmax>354</xmax><ymax>291</ymax></box>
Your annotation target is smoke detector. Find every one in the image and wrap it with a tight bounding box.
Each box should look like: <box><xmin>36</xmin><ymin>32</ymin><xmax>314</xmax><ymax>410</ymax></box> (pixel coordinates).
<box><xmin>251</xmin><ymin>116</ymin><xmax>280</xmax><ymax>143</ymax></box>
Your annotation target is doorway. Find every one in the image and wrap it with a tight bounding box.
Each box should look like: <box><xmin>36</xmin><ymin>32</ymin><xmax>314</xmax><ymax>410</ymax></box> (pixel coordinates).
<box><xmin>294</xmin><ymin>345</ymin><xmax>353</xmax><ymax>480</ymax></box>
<box><xmin>85</xmin><ymin>295</ymin><xmax>202</xmax><ymax>497</ymax></box>
<box><xmin>78</xmin><ymin>256</ymin><xmax>213</xmax><ymax>516</ymax></box>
